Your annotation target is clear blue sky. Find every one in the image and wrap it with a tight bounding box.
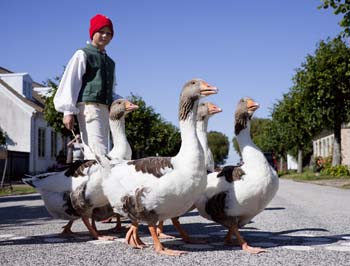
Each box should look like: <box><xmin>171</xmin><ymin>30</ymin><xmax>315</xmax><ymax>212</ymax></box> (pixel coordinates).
<box><xmin>0</xmin><ymin>0</ymin><xmax>341</xmax><ymax>163</ymax></box>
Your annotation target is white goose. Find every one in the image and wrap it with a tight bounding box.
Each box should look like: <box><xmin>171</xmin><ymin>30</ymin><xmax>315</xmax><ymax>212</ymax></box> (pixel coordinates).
<box><xmin>99</xmin><ymin>98</ymin><xmax>139</xmax><ymax>228</ymax></box>
<box><xmin>195</xmin><ymin>97</ymin><xmax>279</xmax><ymax>254</ymax></box>
<box><xmin>156</xmin><ymin>101</ymin><xmax>223</xmax><ymax>239</ymax></box>
<box><xmin>102</xmin><ymin>79</ymin><xmax>218</xmax><ymax>255</ymax></box>
<box><xmin>23</xmin><ymin>160</ymin><xmax>114</xmax><ymax>240</ymax></box>
<box><xmin>196</xmin><ymin>101</ymin><xmax>222</xmax><ymax>173</ymax></box>
<box><xmin>22</xmin><ymin>99</ymin><xmax>138</xmax><ymax>240</ymax></box>
<box><xmin>108</xmin><ymin>98</ymin><xmax>139</xmax><ymax>160</ymax></box>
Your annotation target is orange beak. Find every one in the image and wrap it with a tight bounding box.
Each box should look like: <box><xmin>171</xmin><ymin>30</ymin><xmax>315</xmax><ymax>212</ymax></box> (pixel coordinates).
<box><xmin>125</xmin><ymin>101</ymin><xmax>139</xmax><ymax>112</ymax></box>
<box><xmin>208</xmin><ymin>102</ymin><xmax>222</xmax><ymax>115</ymax></box>
<box><xmin>199</xmin><ymin>81</ymin><xmax>218</xmax><ymax>96</ymax></box>
<box><xmin>247</xmin><ymin>99</ymin><xmax>259</xmax><ymax>112</ymax></box>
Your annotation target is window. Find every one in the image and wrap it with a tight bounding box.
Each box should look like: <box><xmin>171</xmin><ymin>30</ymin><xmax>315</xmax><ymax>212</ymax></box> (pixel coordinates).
<box><xmin>38</xmin><ymin>128</ymin><xmax>46</xmax><ymax>158</ymax></box>
<box><xmin>23</xmin><ymin>81</ymin><xmax>32</xmax><ymax>98</ymax></box>
<box><xmin>51</xmin><ymin>131</ymin><xmax>57</xmax><ymax>158</ymax></box>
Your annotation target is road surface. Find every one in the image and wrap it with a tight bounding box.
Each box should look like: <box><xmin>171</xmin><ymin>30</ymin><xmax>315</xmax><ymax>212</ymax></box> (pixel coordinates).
<box><xmin>0</xmin><ymin>179</ymin><xmax>349</xmax><ymax>266</ymax></box>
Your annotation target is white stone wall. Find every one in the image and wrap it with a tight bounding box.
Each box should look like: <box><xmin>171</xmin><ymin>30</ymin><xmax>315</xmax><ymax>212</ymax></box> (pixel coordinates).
<box><xmin>341</xmin><ymin>127</ymin><xmax>350</xmax><ymax>165</ymax></box>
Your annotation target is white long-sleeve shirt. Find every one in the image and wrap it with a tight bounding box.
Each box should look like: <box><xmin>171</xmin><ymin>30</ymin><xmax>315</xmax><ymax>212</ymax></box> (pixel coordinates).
<box><xmin>54</xmin><ymin>49</ymin><xmax>119</xmax><ymax>116</ymax></box>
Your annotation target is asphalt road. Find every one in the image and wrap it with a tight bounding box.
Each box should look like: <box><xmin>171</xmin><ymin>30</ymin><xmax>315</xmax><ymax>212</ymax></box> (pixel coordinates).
<box><xmin>0</xmin><ymin>179</ymin><xmax>349</xmax><ymax>266</ymax></box>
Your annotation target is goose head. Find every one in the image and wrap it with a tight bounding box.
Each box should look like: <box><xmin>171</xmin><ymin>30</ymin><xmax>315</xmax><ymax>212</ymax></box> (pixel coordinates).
<box><xmin>109</xmin><ymin>99</ymin><xmax>139</xmax><ymax>121</ymax></box>
<box><xmin>234</xmin><ymin>97</ymin><xmax>259</xmax><ymax>135</ymax></box>
<box><xmin>197</xmin><ymin>102</ymin><xmax>222</xmax><ymax>121</ymax></box>
<box><xmin>179</xmin><ymin>79</ymin><xmax>218</xmax><ymax>121</ymax></box>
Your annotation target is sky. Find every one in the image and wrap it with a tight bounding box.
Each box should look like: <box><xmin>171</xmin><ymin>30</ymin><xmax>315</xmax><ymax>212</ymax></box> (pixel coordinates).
<box><xmin>0</xmin><ymin>0</ymin><xmax>342</xmax><ymax>163</ymax></box>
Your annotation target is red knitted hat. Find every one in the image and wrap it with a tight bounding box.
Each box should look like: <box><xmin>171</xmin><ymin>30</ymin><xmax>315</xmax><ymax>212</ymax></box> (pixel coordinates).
<box><xmin>89</xmin><ymin>14</ymin><xmax>114</xmax><ymax>40</ymax></box>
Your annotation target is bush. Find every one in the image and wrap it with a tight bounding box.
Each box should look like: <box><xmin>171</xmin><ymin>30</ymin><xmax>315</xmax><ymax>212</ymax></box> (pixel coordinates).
<box><xmin>321</xmin><ymin>165</ymin><xmax>350</xmax><ymax>177</ymax></box>
<box><xmin>0</xmin><ymin>127</ymin><xmax>6</xmax><ymax>146</ymax></box>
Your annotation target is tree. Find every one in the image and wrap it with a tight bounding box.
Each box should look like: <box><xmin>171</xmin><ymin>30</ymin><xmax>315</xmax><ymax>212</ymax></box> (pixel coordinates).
<box><xmin>269</xmin><ymin>92</ymin><xmax>315</xmax><ymax>173</ymax></box>
<box><xmin>293</xmin><ymin>36</ymin><xmax>350</xmax><ymax>165</ymax></box>
<box><xmin>250</xmin><ymin>118</ymin><xmax>274</xmax><ymax>152</ymax></box>
<box><xmin>0</xmin><ymin>127</ymin><xmax>6</xmax><ymax>146</ymax></box>
<box><xmin>207</xmin><ymin>131</ymin><xmax>229</xmax><ymax>167</ymax></box>
<box><xmin>232</xmin><ymin>117</ymin><xmax>274</xmax><ymax>156</ymax></box>
<box><xmin>43</xmin><ymin>79</ymin><xmax>77</xmax><ymax>137</ymax></box>
<box><xmin>319</xmin><ymin>0</ymin><xmax>350</xmax><ymax>36</ymax></box>
<box><xmin>125</xmin><ymin>94</ymin><xmax>181</xmax><ymax>159</ymax></box>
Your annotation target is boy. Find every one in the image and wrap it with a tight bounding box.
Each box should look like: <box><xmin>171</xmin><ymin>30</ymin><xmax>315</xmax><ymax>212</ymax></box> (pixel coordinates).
<box><xmin>54</xmin><ymin>14</ymin><xmax>118</xmax><ymax>159</ymax></box>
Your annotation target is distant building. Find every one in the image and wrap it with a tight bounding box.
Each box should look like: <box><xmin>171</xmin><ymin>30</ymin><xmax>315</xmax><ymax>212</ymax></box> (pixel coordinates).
<box><xmin>312</xmin><ymin>123</ymin><xmax>350</xmax><ymax>166</ymax></box>
<box><xmin>0</xmin><ymin>67</ymin><xmax>65</xmax><ymax>181</ymax></box>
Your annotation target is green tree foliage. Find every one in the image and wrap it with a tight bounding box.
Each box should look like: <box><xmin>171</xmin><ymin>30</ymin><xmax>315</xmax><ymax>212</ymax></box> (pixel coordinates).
<box><xmin>43</xmin><ymin>79</ymin><xmax>74</xmax><ymax>136</ymax></box>
<box><xmin>293</xmin><ymin>36</ymin><xmax>350</xmax><ymax>165</ymax></box>
<box><xmin>319</xmin><ymin>0</ymin><xmax>350</xmax><ymax>36</ymax></box>
<box><xmin>208</xmin><ymin>131</ymin><xmax>229</xmax><ymax>167</ymax></box>
<box><xmin>232</xmin><ymin>117</ymin><xmax>273</xmax><ymax>156</ymax></box>
<box><xmin>250</xmin><ymin>118</ymin><xmax>274</xmax><ymax>152</ymax></box>
<box><xmin>125</xmin><ymin>94</ymin><xmax>181</xmax><ymax>159</ymax></box>
<box><xmin>269</xmin><ymin>92</ymin><xmax>314</xmax><ymax>173</ymax></box>
<box><xmin>0</xmin><ymin>127</ymin><xmax>6</xmax><ymax>146</ymax></box>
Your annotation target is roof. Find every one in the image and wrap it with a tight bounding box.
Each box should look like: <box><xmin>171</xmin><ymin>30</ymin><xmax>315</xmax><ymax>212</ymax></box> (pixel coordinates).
<box><xmin>0</xmin><ymin>78</ymin><xmax>44</xmax><ymax>113</ymax></box>
<box><xmin>0</xmin><ymin>66</ymin><xmax>13</xmax><ymax>74</ymax></box>
<box><xmin>0</xmin><ymin>66</ymin><xmax>46</xmax><ymax>110</ymax></box>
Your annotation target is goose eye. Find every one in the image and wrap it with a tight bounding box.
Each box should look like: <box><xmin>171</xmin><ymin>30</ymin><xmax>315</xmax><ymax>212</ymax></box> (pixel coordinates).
<box><xmin>191</xmin><ymin>81</ymin><xmax>196</xmax><ymax>85</ymax></box>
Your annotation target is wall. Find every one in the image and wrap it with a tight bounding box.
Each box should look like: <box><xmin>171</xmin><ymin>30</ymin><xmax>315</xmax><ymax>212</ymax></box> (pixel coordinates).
<box><xmin>0</xmin><ymin>87</ymin><xmax>32</xmax><ymax>152</ymax></box>
<box><xmin>341</xmin><ymin>126</ymin><xmax>350</xmax><ymax>165</ymax></box>
<box><xmin>313</xmin><ymin>125</ymin><xmax>350</xmax><ymax>166</ymax></box>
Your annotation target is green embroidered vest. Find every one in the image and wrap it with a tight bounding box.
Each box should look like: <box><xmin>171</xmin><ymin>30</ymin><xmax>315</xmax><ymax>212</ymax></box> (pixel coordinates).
<box><xmin>77</xmin><ymin>44</ymin><xmax>115</xmax><ymax>105</ymax></box>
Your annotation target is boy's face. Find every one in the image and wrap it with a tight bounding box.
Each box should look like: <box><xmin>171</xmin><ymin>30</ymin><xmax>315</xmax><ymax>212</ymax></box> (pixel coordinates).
<box><xmin>91</xmin><ymin>26</ymin><xmax>113</xmax><ymax>50</ymax></box>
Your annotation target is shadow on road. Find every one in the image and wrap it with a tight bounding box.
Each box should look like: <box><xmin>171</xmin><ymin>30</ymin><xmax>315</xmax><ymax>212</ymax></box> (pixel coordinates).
<box><xmin>0</xmin><ymin>205</ymin><xmax>51</xmax><ymax>226</ymax></box>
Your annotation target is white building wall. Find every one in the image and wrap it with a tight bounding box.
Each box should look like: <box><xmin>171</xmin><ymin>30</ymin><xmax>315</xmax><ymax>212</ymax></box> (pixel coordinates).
<box><xmin>313</xmin><ymin>127</ymin><xmax>349</xmax><ymax>166</ymax></box>
<box><xmin>313</xmin><ymin>135</ymin><xmax>334</xmax><ymax>158</ymax></box>
<box><xmin>0</xmin><ymin>88</ymin><xmax>32</xmax><ymax>152</ymax></box>
<box><xmin>1</xmin><ymin>73</ymin><xmax>65</xmax><ymax>175</ymax></box>
<box><xmin>32</xmin><ymin>115</ymin><xmax>60</xmax><ymax>173</ymax></box>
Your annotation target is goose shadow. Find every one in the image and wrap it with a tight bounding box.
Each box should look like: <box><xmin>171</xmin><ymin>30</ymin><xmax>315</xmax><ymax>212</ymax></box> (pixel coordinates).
<box><xmin>148</xmin><ymin>222</ymin><xmax>347</xmax><ymax>252</ymax></box>
<box><xmin>0</xmin><ymin>193</ymin><xmax>41</xmax><ymax>203</ymax></box>
<box><xmin>0</xmin><ymin>205</ymin><xmax>51</xmax><ymax>226</ymax></box>
<box><xmin>0</xmin><ymin>231</ymin><xmax>98</xmax><ymax>246</ymax></box>
<box><xmin>264</xmin><ymin>207</ymin><xmax>286</xmax><ymax>211</ymax></box>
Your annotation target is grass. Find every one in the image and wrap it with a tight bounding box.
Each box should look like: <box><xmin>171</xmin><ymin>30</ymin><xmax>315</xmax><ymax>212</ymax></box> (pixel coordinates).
<box><xmin>280</xmin><ymin>170</ymin><xmax>350</xmax><ymax>189</ymax></box>
<box><xmin>280</xmin><ymin>170</ymin><xmax>350</xmax><ymax>181</ymax></box>
<box><xmin>0</xmin><ymin>184</ymin><xmax>36</xmax><ymax>197</ymax></box>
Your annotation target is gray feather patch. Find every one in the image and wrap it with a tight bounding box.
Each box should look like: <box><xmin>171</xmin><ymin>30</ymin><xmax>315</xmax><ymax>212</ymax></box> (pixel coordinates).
<box><xmin>121</xmin><ymin>187</ymin><xmax>158</xmax><ymax>225</ymax></box>
<box><xmin>127</xmin><ymin>157</ymin><xmax>173</xmax><ymax>178</ymax></box>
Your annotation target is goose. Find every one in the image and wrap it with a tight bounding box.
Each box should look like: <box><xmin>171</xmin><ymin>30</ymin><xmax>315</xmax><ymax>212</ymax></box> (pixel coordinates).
<box><xmin>196</xmin><ymin>101</ymin><xmax>223</xmax><ymax>173</ymax></box>
<box><xmin>99</xmin><ymin>98</ymin><xmax>139</xmax><ymax>229</ymax></box>
<box><xmin>156</xmin><ymin>101</ymin><xmax>223</xmax><ymax>239</ymax></box>
<box><xmin>23</xmin><ymin>160</ymin><xmax>114</xmax><ymax>240</ymax></box>
<box><xmin>108</xmin><ymin>98</ymin><xmax>139</xmax><ymax>160</ymax></box>
<box><xmin>195</xmin><ymin>97</ymin><xmax>279</xmax><ymax>254</ymax></box>
<box><xmin>102</xmin><ymin>79</ymin><xmax>218</xmax><ymax>255</ymax></box>
<box><xmin>22</xmin><ymin>99</ymin><xmax>139</xmax><ymax>240</ymax></box>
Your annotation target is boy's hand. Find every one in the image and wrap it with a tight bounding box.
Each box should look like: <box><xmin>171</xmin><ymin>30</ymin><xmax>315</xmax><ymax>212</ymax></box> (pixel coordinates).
<box><xmin>63</xmin><ymin>115</ymin><xmax>75</xmax><ymax>130</ymax></box>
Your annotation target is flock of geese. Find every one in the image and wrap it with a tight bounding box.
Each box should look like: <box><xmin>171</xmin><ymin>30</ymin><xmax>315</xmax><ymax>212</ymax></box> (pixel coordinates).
<box><xmin>23</xmin><ymin>79</ymin><xmax>279</xmax><ymax>256</ymax></box>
